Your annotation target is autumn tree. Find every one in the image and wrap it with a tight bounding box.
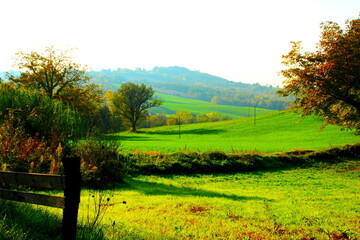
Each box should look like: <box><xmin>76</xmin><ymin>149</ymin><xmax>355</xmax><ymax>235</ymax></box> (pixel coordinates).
<box><xmin>197</xmin><ymin>113</ymin><xmax>209</xmax><ymax>123</ymax></box>
<box><xmin>278</xmin><ymin>17</ymin><xmax>360</xmax><ymax>132</ymax></box>
<box><xmin>147</xmin><ymin>114</ymin><xmax>167</xmax><ymax>127</ymax></box>
<box><xmin>174</xmin><ymin>111</ymin><xmax>195</xmax><ymax>124</ymax></box>
<box><xmin>10</xmin><ymin>46</ymin><xmax>103</xmax><ymax>118</ymax></box>
<box><xmin>109</xmin><ymin>83</ymin><xmax>162</xmax><ymax>132</ymax></box>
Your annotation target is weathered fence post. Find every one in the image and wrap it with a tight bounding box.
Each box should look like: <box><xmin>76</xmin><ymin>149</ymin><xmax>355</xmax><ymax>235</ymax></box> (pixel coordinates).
<box><xmin>62</xmin><ymin>156</ymin><xmax>81</xmax><ymax>240</ymax></box>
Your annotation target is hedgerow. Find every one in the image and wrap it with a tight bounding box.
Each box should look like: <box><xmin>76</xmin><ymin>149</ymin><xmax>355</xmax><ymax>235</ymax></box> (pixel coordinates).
<box><xmin>123</xmin><ymin>143</ymin><xmax>360</xmax><ymax>175</ymax></box>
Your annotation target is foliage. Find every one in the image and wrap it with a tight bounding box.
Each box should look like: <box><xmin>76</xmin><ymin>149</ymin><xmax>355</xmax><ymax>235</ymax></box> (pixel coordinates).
<box><xmin>108</xmin><ymin>82</ymin><xmax>163</xmax><ymax>132</ymax></box>
<box><xmin>0</xmin><ymin>84</ymin><xmax>88</xmax><ymax>141</ymax></box>
<box><xmin>73</xmin><ymin>139</ymin><xmax>128</xmax><ymax>188</ymax></box>
<box><xmin>120</xmin><ymin>143</ymin><xmax>360</xmax><ymax>175</ymax></box>
<box><xmin>0</xmin><ymin>84</ymin><xmax>89</xmax><ymax>173</ymax></box>
<box><xmin>145</xmin><ymin>114</ymin><xmax>167</xmax><ymax>127</ymax></box>
<box><xmin>145</xmin><ymin>111</ymin><xmax>229</xmax><ymax>128</ymax></box>
<box><xmin>0</xmin><ymin>112</ymin><xmax>59</xmax><ymax>173</ymax></box>
<box><xmin>166</xmin><ymin>111</ymin><xmax>195</xmax><ymax>125</ymax></box>
<box><xmin>9</xmin><ymin>46</ymin><xmax>104</xmax><ymax>119</ymax></box>
<box><xmin>278</xmin><ymin>16</ymin><xmax>360</xmax><ymax>132</ymax></box>
<box><xmin>96</xmin><ymin>106</ymin><xmax>123</xmax><ymax>133</ymax></box>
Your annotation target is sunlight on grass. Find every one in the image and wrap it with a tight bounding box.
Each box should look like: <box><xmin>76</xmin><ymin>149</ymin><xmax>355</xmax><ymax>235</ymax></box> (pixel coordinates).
<box><xmin>73</xmin><ymin>160</ymin><xmax>360</xmax><ymax>239</ymax></box>
<box><xmin>106</xmin><ymin>110</ymin><xmax>359</xmax><ymax>153</ymax></box>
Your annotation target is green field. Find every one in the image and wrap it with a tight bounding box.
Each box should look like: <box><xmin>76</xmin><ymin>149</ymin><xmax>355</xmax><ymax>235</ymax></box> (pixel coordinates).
<box><xmin>11</xmin><ymin>160</ymin><xmax>358</xmax><ymax>239</ymax></box>
<box><xmin>107</xmin><ymin>110</ymin><xmax>359</xmax><ymax>153</ymax></box>
<box><xmin>98</xmin><ymin>161</ymin><xmax>360</xmax><ymax>239</ymax></box>
<box><xmin>149</xmin><ymin>93</ymin><xmax>274</xmax><ymax>118</ymax></box>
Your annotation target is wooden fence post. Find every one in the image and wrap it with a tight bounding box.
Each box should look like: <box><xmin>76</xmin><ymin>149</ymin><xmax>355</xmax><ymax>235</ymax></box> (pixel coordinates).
<box><xmin>62</xmin><ymin>156</ymin><xmax>81</xmax><ymax>240</ymax></box>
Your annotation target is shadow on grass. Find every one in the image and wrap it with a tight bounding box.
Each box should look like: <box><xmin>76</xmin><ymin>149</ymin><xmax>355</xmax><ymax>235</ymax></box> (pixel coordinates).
<box><xmin>0</xmin><ymin>200</ymin><xmax>106</xmax><ymax>240</ymax></box>
<box><xmin>102</xmin><ymin>128</ymin><xmax>226</xmax><ymax>142</ymax></box>
<box><xmin>103</xmin><ymin>135</ymin><xmax>155</xmax><ymax>142</ymax></box>
<box><xmin>122</xmin><ymin>178</ymin><xmax>266</xmax><ymax>202</ymax></box>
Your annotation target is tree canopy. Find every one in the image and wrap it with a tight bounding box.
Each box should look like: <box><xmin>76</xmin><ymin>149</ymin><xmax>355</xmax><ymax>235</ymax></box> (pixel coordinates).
<box><xmin>278</xmin><ymin>16</ymin><xmax>360</xmax><ymax>133</ymax></box>
<box><xmin>109</xmin><ymin>82</ymin><xmax>162</xmax><ymax>132</ymax></box>
<box><xmin>9</xmin><ymin>46</ymin><xmax>103</xmax><ymax>118</ymax></box>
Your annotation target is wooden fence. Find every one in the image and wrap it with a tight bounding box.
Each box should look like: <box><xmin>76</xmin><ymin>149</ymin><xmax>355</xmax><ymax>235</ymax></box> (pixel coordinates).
<box><xmin>0</xmin><ymin>157</ymin><xmax>81</xmax><ymax>240</ymax></box>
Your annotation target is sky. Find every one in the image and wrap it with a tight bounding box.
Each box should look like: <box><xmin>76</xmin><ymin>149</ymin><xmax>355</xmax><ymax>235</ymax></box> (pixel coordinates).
<box><xmin>0</xmin><ymin>0</ymin><xmax>359</xmax><ymax>86</ymax></box>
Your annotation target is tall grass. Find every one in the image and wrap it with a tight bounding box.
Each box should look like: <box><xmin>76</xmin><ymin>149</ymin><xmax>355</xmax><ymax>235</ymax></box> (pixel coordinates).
<box><xmin>0</xmin><ymin>84</ymin><xmax>88</xmax><ymax>140</ymax></box>
<box><xmin>0</xmin><ymin>200</ymin><xmax>106</xmax><ymax>240</ymax></box>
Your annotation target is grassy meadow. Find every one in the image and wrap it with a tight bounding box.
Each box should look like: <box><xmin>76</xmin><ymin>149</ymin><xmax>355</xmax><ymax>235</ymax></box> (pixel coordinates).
<box><xmin>8</xmin><ymin>160</ymin><xmax>359</xmax><ymax>239</ymax></box>
<box><xmin>149</xmin><ymin>93</ymin><xmax>274</xmax><ymax>118</ymax></box>
<box><xmin>106</xmin><ymin>110</ymin><xmax>359</xmax><ymax>153</ymax></box>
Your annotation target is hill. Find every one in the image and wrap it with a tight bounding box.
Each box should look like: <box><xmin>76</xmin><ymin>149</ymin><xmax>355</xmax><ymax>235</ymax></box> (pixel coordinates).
<box><xmin>106</xmin><ymin>110</ymin><xmax>359</xmax><ymax>153</ymax></box>
<box><xmin>150</xmin><ymin>92</ymin><xmax>274</xmax><ymax>118</ymax></box>
<box><xmin>88</xmin><ymin>66</ymin><xmax>292</xmax><ymax>110</ymax></box>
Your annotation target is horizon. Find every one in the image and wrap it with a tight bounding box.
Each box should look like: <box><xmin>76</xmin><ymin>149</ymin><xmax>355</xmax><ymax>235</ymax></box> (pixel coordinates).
<box><xmin>0</xmin><ymin>0</ymin><xmax>359</xmax><ymax>86</ymax></box>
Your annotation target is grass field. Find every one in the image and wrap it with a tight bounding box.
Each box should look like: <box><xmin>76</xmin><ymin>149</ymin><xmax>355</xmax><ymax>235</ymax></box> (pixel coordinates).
<box><xmin>100</xmin><ymin>160</ymin><xmax>360</xmax><ymax>239</ymax></box>
<box><xmin>149</xmin><ymin>93</ymin><xmax>274</xmax><ymax>118</ymax></box>
<box><xmin>13</xmin><ymin>160</ymin><xmax>358</xmax><ymax>239</ymax></box>
<box><xmin>106</xmin><ymin>110</ymin><xmax>359</xmax><ymax>153</ymax></box>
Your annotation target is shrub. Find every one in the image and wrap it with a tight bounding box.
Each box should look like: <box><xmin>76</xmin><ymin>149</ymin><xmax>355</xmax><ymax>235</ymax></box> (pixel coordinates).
<box><xmin>0</xmin><ymin>84</ymin><xmax>91</xmax><ymax>174</ymax></box>
<box><xmin>122</xmin><ymin>143</ymin><xmax>360</xmax><ymax>175</ymax></box>
<box><xmin>0</xmin><ymin>84</ymin><xmax>89</xmax><ymax>142</ymax></box>
<box><xmin>73</xmin><ymin>139</ymin><xmax>127</xmax><ymax>188</ymax></box>
<box><xmin>0</xmin><ymin>111</ymin><xmax>61</xmax><ymax>174</ymax></box>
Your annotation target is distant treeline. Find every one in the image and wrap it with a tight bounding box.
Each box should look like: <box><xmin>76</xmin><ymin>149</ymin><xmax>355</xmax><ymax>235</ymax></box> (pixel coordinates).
<box><xmin>88</xmin><ymin>66</ymin><xmax>292</xmax><ymax>110</ymax></box>
<box><xmin>144</xmin><ymin>111</ymin><xmax>231</xmax><ymax>128</ymax></box>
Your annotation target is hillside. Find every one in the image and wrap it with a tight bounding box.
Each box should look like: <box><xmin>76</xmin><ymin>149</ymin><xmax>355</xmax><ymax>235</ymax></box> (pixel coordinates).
<box><xmin>88</xmin><ymin>66</ymin><xmax>292</xmax><ymax>110</ymax></box>
<box><xmin>106</xmin><ymin>110</ymin><xmax>359</xmax><ymax>153</ymax></box>
<box><xmin>150</xmin><ymin>92</ymin><xmax>274</xmax><ymax>118</ymax></box>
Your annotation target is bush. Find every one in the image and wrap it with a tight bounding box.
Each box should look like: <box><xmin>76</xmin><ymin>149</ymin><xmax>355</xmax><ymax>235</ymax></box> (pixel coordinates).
<box><xmin>0</xmin><ymin>84</ymin><xmax>89</xmax><ymax>142</ymax></box>
<box><xmin>0</xmin><ymin>111</ymin><xmax>62</xmax><ymax>174</ymax></box>
<box><xmin>73</xmin><ymin>139</ymin><xmax>127</xmax><ymax>188</ymax></box>
<box><xmin>0</xmin><ymin>84</ymin><xmax>90</xmax><ymax>174</ymax></box>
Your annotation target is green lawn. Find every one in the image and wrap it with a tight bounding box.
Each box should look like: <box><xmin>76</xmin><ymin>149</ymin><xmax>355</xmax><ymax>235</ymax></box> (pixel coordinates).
<box><xmin>77</xmin><ymin>160</ymin><xmax>359</xmax><ymax>239</ymax></box>
<box><xmin>2</xmin><ymin>160</ymin><xmax>359</xmax><ymax>239</ymax></box>
<box><xmin>106</xmin><ymin>110</ymin><xmax>359</xmax><ymax>153</ymax></box>
<box><xmin>150</xmin><ymin>93</ymin><xmax>274</xmax><ymax>118</ymax></box>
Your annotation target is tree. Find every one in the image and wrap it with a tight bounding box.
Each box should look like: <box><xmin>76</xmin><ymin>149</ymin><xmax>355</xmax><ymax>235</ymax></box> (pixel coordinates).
<box><xmin>175</xmin><ymin>111</ymin><xmax>194</xmax><ymax>124</ymax></box>
<box><xmin>197</xmin><ymin>113</ymin><xmax>209</xmax><ymax>123</ymax></box>
<box><xmin>10</xmin><ymin>46</ymin><xmax>103</xmax><ymax>118</ymax></box>
<box><xmin>147</xmin><ymin>114</ymin><xmax>167</xmax><ymax>127</ymax></box>
<box><xmin>207</xmin><ymin>112</ymin><xmax>220</xmax><ymax>122</ymax></box>
<box><xmin>109</xmin><ymin>83</ymin><xmax>162</xmax><ymax>132</ymax></box>
<box><xmin>278</xmin><ymin>17</ymin><xmax>360</xmax><ymax>132</ymax></box>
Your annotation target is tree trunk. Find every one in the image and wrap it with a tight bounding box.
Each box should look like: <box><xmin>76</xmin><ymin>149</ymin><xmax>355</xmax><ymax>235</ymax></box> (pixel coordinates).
<box><xmin>130</xmin><ymin>121</ymin><xmax>137</xmax><ymax>133</ymax></box>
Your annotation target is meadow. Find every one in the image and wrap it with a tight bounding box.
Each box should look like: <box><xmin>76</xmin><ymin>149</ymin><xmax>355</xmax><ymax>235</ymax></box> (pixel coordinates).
<box><xmin>3</xmin><ymin>160</ymin><xmax>359</xmax><ymax>239</ymax></box>
<box><xmin>107</xmin><ymin>110</ymin><xmax>359</xmax><ymax>153</ymax></box>
<box><xmin>1</xmin><ymin>100</ymin><xmax>360</xmax><ymax>239</ymax></box>
<box><xmin>149</xmin><ymin>93</ymin><xmax>274</xmax><ymax>118</ymax></box>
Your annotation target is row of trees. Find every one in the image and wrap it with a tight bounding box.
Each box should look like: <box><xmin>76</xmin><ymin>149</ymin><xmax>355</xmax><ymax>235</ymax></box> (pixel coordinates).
<box><xmin>144</xmin><ymin>111</ymin><xmax>231</xmax><ymax>128</ymax></box>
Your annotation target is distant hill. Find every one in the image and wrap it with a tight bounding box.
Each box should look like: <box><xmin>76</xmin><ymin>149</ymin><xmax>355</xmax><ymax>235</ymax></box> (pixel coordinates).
<box><xmin>88</xmin><ymin>66</ymin><xmax>292</xmax><ymax>110</ymax></box>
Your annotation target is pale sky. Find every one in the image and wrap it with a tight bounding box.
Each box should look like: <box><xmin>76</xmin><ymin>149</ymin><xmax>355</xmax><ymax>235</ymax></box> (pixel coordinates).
<box><xmin>0</xmin><ymin>0</ymin><xmax>359</xmax><ymax>86</ymax></box>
